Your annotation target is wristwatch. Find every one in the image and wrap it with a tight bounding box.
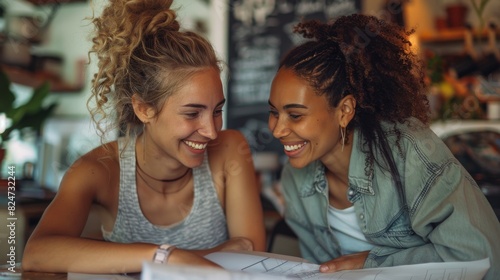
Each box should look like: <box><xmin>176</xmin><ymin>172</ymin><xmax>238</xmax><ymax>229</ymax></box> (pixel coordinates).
<box><xmin>152</xmin><ymin>244</ymin><xmax>177</xmax><ymax>264</ymax></box>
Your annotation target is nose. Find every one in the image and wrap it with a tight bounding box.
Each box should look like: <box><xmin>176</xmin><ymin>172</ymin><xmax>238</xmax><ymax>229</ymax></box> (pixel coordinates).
<box><xmin>269</xmin><ymin>115</ymin><xmax>289</xmax><ymax>139</ymax></box>
<box><xmin>198</xmin><ymin>116</ymin><xmax>219</xmax><ymax>140</ymax></box>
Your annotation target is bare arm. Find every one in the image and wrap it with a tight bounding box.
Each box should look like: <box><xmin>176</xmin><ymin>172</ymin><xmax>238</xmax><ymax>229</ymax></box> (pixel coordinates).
<box><xmin>210</xmin><ymin>130</ymin><xmax>267</xmax><ymax>252</ymax></box>
<box><xmin>21</xmin><ymin>148</ymin><xmax>218</xmax><ymax>273</ymax></box>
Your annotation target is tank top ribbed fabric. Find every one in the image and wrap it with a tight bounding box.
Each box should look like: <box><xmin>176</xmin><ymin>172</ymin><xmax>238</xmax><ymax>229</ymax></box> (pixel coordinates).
<box><xmin>102</xmin><ymin>136</ymin><xmax>228</xmax><ymax>249</ymax></box>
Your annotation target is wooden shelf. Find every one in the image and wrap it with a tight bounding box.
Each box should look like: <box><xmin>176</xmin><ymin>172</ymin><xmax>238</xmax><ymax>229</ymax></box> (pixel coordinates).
<box><xmin>420</xmin><ymin>28</ymin><xmax>500</xmax><ymax>44</ymax></box>
<box><xmin>1</xmin><ymin>64</ymin><xmax>84</xmax><ymax>93</ymax></box>
<box><xmin>25</xmin><ymin>0</ymin><xmax>87</xmax><ymax>5</ymax></box>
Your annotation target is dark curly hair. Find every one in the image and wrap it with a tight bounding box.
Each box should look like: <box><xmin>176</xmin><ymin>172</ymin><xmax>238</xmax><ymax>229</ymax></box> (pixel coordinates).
<box><xmin>280</xmin><ymin>14</ymin><xmax>430</xmax><ymax>198</ymax></box>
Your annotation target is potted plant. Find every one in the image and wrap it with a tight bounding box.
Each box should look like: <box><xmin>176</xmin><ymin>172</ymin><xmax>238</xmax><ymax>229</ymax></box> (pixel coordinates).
<box><xmin>0</xmin><ymin>69</ymin><xmax>58</xmax><ymax>174</ymax></box>
<box><xmin>470</xmin><ymin>0</ymin><xmax>492</xmax><ymax>31</ymax></box>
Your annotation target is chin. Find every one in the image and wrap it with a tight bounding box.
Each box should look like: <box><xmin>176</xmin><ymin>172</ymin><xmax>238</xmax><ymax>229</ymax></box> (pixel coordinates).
<box><xmin>186</xmin><ymin>160</ymin><xmax>204</xmax><ymax>169</ymax></box>
<box><xmin>288</xmin><ymin>158</ymin><xmax>310</xmax><ymax>169</ymax></box>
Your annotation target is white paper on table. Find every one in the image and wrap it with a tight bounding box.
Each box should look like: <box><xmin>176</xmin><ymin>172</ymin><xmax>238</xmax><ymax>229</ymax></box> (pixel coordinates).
<box><xmin>205</xmin><ymin>251</ymin><xmax>319</xmax><ymax>278</ymax></box>
<box><xmin>68</xmin><ymin>272</ymin><xmax>140</xmax><ymax>280</ymax></box>
<box><xmin>70</xmin><ymin>251</ymin><xmax>490</xmax><ymax>280</ymax></box>
<box><xmin>141</xmin><ymin>261</ymin><xmax>288</xmax><ymax>280</ymax></box>
<box><xmin>312</xmin><ymin>257</ymin><xmax>490</xmax><ymax>280</ymax></box>
<box><xmin>204</xmin><ymin>251</ymin><xmax>490</xmax><ymax>280</ymax></box>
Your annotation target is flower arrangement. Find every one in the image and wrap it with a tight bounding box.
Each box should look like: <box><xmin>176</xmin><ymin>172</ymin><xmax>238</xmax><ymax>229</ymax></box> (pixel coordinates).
<box><xmin>426</xmin><ymin>53</ymin><xmax>486</xmax><ymax>121</ymax></box>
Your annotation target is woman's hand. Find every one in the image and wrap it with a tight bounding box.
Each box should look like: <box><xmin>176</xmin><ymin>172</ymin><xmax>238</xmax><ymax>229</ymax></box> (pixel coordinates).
<box><xmin>187</xmin><ymin>237</ymin><xmax>254</xmax><ymax>259</ymax></box>
<box><xmin>218</xmin><ymin>237</ymin><xmax>254</xmax><ymax>252</ymax></box>
<box><xmin>319</xmin><ymin>251</ymin><xmax>369</xmax><ymax>273</ymax></box>
<box><xmin>167</xmin><ymin>238</ymin><xmax>253</xmax><ymax>268</ymax></box>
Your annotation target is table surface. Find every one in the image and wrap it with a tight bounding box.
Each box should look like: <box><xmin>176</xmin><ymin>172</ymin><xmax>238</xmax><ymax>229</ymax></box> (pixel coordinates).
<box><xmin>0</xmin><ymin>264</ymin><xmax>67</xmax><ymax>280</ymax></box>
<box><xmin>0</xmin><ymin>264</ymin><xmax>142</xmax><ymax>280</ymax></box>
<box><xmin>0</xmin><ymin>271</ymin><xmax>67</xmax><ymax>280</ymax></box>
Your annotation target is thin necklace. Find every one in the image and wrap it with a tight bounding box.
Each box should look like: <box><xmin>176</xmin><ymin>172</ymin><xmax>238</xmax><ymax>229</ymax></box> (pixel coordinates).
<box><xmin>136</xmin><ymin>162</ymin><xmax>192</xmax><ymax>194</ymax></box>
<box><xmin>136</xmin><ymin>161</ymin><xmax>191</xmax><ymax>182</ymax></box>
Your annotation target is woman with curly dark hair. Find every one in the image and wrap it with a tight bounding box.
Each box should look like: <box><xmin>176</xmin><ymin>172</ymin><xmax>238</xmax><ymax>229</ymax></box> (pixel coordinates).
<box><xmin>268</xmin><ymin>14</ymin><xmax>499</xmax><ymax>279</ymax></box>
<box><xmin>21</xmin><ymin>0</ymin><xmax>265</xmax><ymax>273</ymax></box>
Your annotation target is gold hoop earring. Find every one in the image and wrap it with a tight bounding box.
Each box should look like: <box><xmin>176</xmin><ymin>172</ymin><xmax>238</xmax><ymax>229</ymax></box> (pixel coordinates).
<box><xmin>340</xmin><ymin>126</ymin><xmax>346</xmax><ymax>152</ymax></box>
<box><xmin>142</xmin><ymin>123</ymin><xmax>146</xmax><ymax>162</ymax></box>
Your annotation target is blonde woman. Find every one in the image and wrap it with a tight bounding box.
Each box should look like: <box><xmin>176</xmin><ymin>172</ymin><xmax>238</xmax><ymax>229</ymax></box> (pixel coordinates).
<box><xmin>22</xmin><ymin>0</ymin><xmax>265</xmax><ymax>273</ymax></box>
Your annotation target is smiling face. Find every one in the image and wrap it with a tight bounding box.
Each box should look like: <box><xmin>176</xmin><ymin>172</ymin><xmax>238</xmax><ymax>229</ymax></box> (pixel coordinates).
<box><xmin>141</xmin><ymin>67</ymin><xmax>225</xmax><ymax>168</ymax></box>
<box><xmin>268</xmin><ymin>67</ymin><xmax>344</xmax><ymax>169</ymax></box>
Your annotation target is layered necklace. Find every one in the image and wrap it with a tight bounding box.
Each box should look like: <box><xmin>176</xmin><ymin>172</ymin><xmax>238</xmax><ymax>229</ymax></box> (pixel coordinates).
<box><xmin>136</xmin><ymin>161</ymin><xmax>192</xmax><ymax>194</ymax></box>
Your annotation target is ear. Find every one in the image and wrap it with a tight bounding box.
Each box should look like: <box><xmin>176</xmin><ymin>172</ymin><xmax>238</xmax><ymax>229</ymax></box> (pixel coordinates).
<box><xmin>338</xmin><ymin>95</ymin><xmax>356</xmax><ymax>127</ymax></box>
<box><xmin>132</xmin><ymin>94</ymin><xmax>154</xmax><ymax>123</ymax></box>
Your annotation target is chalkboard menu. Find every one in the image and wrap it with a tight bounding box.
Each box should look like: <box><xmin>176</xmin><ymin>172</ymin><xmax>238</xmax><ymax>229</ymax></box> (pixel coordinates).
<box><xmin>226</xmin><ymin>0</ymin><xmax>361</xmax><ymax>155</ymax></box>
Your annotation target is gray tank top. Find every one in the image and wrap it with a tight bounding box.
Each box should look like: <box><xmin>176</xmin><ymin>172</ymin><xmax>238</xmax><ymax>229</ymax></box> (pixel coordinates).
<box><xmin>102</xmin><ymin>136</ymin><xmax>228</xmax><ymax>249</ymax></box>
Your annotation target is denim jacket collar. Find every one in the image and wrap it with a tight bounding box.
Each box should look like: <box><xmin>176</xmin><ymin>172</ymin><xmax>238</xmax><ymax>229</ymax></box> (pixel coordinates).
<box><xmin>348</xmin><ymin>128</ymin><xmax>375</xmax><ymax>196</ymax></box>
<box><xmin>297</xmin><ymin>161</ymin><xmax>325</xmax><ymax>198</ymax></box>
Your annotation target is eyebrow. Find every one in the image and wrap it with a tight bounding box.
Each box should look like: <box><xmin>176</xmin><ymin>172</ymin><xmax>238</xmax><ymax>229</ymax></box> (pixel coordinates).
<box><xmin>183</xmin><ymin>99</ymin><xmax>226</xmax><ymax>109</ymax></box>
<box><xmin>268</xmin><ymin>100</ymin><xmax>307</xmax><ymax>110</ymax></box>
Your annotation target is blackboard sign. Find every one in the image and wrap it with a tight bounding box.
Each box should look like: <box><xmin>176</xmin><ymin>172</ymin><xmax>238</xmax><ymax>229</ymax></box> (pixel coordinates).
<box><xmin>226</xmin><ymin>0</ymin><xmax>361</xmax><ymax>155</ymax></box>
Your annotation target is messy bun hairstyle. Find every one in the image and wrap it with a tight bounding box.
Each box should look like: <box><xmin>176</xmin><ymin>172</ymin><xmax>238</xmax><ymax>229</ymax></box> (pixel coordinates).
<box><xmin>281</xmin><ymin>14</ymin><xmax>429</xmax><ymax>127</ymax></box>
<box><xmin>88</xmin><ymin>0</ymin><xmax>221</xmax><ymax>141</ymax></box>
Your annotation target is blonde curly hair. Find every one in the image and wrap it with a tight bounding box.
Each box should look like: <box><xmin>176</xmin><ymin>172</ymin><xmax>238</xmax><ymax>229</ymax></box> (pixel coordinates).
<box><xmin>87</xmin><ymin>0</ymin><xmax>221</xmax><ymax>142</ymax></box>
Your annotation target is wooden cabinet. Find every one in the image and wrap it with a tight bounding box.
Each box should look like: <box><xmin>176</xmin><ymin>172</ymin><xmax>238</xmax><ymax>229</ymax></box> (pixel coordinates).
<box><xmin>419</xmin><ymin>27</ymin><xmax>500</xmax><ymax>57</ymax></box>
<box><xmin>0</xmin><ymin>0</ymin><xmax>87</xmax><ymax>92</ymax></box>
<box><xmin>25</xmin><ymin>0</ymin><xmax>86</xmax><ymax>5</ymax></box>
<box><xmin>420</xmin><ymin>28</ymin><xmax>498</xmax><ymax>44</ymax></box>
<box><xmin>1</xmin><ymin>63</ymin><xmax>84</xmax><ymax>93</ymax></box>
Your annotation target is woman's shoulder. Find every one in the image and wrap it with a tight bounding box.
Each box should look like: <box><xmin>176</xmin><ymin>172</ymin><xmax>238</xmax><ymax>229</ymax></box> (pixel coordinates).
<box><xmin>66</xmin><ymin>141</ymin><xmax>120</xmax><ymax>180</ymax></box>
<box><xmin>381</xmin><ymin>118</ymin><xmax>441</xmax><ymax>143</ymax></box>
<box><xmin>55</xmin><ymin>140</ymin><xmax>120</xmax><ymax>202</ymax></box>
<box><xmin>381</xmin><ymin>117</ymin><xmax>427</xmax><ymax>133</ymax></box>
<box><xmin>212</xmin><ymin>129</ymin><xmax>248</xmax><ymax>145</ymax></box>
<box><xmin>82</xmin><ymin>140</ymin><xmax>119</xmax><ymax>162</ymax></box>
<box><xmin>381</xmin><ymin>118</ymin><xmax>454</xmax><ymax>161</ymax></box>
<box><xmin>206</xmin><ymin>129</ymin><xmax>254</xmax><ymax>177</ymax></box>
<box><xmin>207</xmin><ymin>129</ymin><xmax>251</xmax><ymax>157</ymax></box>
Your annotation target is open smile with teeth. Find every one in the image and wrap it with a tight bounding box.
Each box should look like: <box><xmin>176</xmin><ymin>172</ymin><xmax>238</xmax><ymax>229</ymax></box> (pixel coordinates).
<box><xmin>284</xmin><ymin>142</ymin><xmax>307</xmax><ymax>152</ymax></box>
<box><xmin>184</xmin><ymin>140</ymin><xmax>208</xmax><ymax>150</ymax></box>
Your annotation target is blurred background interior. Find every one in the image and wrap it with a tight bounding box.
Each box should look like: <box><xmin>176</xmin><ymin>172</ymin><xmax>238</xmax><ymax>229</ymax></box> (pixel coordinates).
<box><xmin>0</xmin><ymin>0</ymin><xmax>499</xmax><ymax>262</ymax></box>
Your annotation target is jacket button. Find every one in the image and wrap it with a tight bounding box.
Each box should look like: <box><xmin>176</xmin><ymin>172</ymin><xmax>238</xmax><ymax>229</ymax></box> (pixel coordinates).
<box><xmin>348</xmin><ymin>190</ymin><xmax>354</xmax><ymax>196</ymax></box>
<box><xmin>359</xmin><ymin>214</ymin><xmax>364</xmax><ymax>220</ymax></box>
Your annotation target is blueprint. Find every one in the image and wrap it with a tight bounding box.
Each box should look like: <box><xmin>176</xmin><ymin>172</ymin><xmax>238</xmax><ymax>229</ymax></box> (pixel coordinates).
<box><xmin>203</xmin><ymin>251</ymin><xmax>490</xmax><ymax>280</ymax></box>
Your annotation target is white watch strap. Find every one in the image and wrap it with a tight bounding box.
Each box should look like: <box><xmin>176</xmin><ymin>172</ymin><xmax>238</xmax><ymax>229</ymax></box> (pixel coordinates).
<box><xmin>153</xmin><ymin>244</ymin><xmax>177</xmax><ymax>264</ymax></box>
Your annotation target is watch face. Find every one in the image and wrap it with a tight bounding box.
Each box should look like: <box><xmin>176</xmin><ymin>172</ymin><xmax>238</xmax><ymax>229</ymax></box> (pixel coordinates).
<box><xmin>153</xmin><ymin>245</ymin><xmax>176</xmax><ymax>264</ymax></box>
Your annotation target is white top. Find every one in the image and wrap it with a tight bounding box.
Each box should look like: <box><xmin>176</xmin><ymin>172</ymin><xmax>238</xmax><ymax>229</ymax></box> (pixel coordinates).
<box><xmin>327</xmin><ymin>205</ymin><xmax>374</xmax><ymax>255</ymax></box>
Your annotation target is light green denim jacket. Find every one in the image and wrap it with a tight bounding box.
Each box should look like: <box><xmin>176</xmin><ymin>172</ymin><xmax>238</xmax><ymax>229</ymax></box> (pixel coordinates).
<box><xmin>281</xmin><ymin>119</ymin><xmax>500</xmax><ymax>280</ymax></box>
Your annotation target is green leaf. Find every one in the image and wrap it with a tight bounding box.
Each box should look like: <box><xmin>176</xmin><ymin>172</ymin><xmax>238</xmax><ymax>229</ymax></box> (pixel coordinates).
<box><xmin>14</xmin><ymin>103</ymin><xmax>57</xmax><ymax>133</ymax></box>
<box><xmin>5</xmin><ymin>81</ymin><xmax>52</xmax><ymax>126</ymax></box>
<box><xmin>0</xmin><ymin>71</ymin><xmax>16</xmax><ymax>114</ymax></box>
<box><xmin>0</xmin><ymin>71</ymin><xmax>58</xmax><ymax>142</ymax></box>
<box><xmin>469</xmin><ymin>0</ymin><xmax>491</xmax><ymax>27</ymax></box>
<box><xmin>26</xmin><ymin>81</ymin><xmax>51</xmax><ymax>114</ymax></box>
